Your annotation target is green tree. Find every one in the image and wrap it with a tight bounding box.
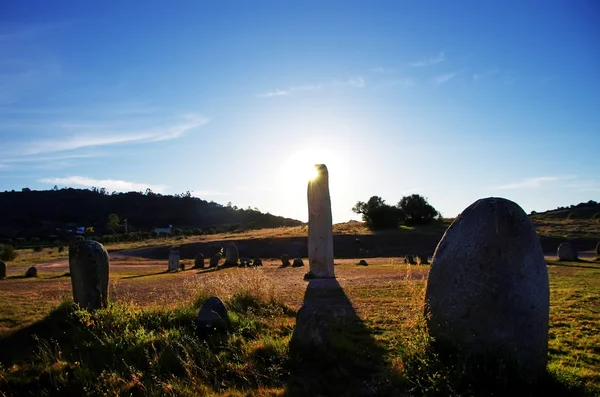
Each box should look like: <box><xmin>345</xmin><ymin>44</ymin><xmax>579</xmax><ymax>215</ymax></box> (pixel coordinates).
<box><xmin>397</xmin><ymin>194</ymin><xmax>438</xmax><ymax>225</ymax></box>
<box><xmin>352</xmin><ymin>196</ymin><xmax>404</xmax><ymax>230</ymax></box>
<box><xmin>107</xmin><ymin>213</ymin><xmax>120</xmax><ymax>231</ymax></box>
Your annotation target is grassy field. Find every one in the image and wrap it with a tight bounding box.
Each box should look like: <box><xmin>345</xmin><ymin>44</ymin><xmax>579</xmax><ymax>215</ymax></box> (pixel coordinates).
<box><xmin>0</xmin><ymin>255</ymin><xmax>598</xmax><ymax>396</ymax></box>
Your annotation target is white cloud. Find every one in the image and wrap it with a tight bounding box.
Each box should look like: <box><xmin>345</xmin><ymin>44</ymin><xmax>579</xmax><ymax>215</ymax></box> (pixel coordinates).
<box><xmin>490</xmin><ymin>176</ymin><xmax>576</xmax><ymax>190</ymax></box>
<box><xmin>38</xmin><ymin>176</ymin><xmax>168</xmax><ymax>193</ymax></box>
<box><xmin>15</xmin><ymin>114</ymin><xmax>209</xmax><ymax>155</ymax></box>
<box><xmin>411</xmin><ymin>52</ymin><xmax>445</xmax><ymax>67</ymax></box>
<box><xmin>371</xmin><ymin>66</ymin><xmax>396</xmax><ymax>73</ymax></box>
<box><xmin>192</xmin><ymin>189</ymin><xmax>228</xmax><ymax>197</ymax></box>
<box><xmin>258</xmin><ymin>89</ymin><xmax>289</xmax><ymax>98</ymax></box>
<box><xmin>434</xmin><ymin>72</ymin><xmax>457</xmax><ymax>86</ymax></box>
<box><xmin>473</xmin><ymin>69</ymin><xmax>500</xmax><ymax>82</ymax></box>
<box><xmin>259</xmin><ymin>76</ymin><xmax>364</xmax><ymax>98</ymax></box>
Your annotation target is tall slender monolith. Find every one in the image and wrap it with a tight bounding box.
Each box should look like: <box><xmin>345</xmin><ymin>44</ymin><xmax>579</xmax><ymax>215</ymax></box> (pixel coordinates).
<box><xmin>69</xmin><ymin>240</ymin><xmax>110</xmax><ymax>310</ymax></box>
<box><xmin>168</xmin><ymin>250</ymin><xmax>180</xmax><ymax>271</ymax></box>
<box><xmin>307</xmin><ymin>164</ymin><xmax>334</xmax><ymax>278</ymax></box>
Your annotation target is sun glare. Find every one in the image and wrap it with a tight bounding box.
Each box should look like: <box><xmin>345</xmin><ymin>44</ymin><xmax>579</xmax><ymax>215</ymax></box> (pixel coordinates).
<box><xmin>282</xmin><ymin>148</ymin><xmax>327</xmax><ymax>185</ymax></box>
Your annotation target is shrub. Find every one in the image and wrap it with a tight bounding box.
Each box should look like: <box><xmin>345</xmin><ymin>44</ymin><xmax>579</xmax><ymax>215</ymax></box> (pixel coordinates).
<box><xmin>397</xmin><ymin>194</ymin><xmax>439</xmax><ymax>226</ymax></box>
<box><xmin>33</xmin><ymin>246</ymin><xmax>43</xmax><ymax>252</ymax></box>
<box><xmin>58</xmin><ymin>246</ymin><xmax>65</xmax><ymax>253</ymax></box>
<box><xmin>567</xmin><ymin>212</ymin><xmax>576</xmax><ymax>220</ymax></box>
<box><xmin>592</xmin><ymin>212</ymin><xmax>600</xmax><ymax>220</ymax></box>
<box><xmin>0</xmin><ymin>244</ymin><xmax>17</xmax><ymax>261</ymax></box>
<box><xmin>352</xmin><ymin>196</ymin><xmax>404</xmax><ymax>230</ymax></box>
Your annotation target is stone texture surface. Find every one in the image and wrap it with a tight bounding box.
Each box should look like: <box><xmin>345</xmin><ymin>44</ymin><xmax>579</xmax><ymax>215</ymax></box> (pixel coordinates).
<box><xmin>69</xmin><ymin>240</ymin><xmax>110</xmax><ymax>310</ymax></box>
<box><xmin>168</xmin><ymin>250</ymin><xmax>180</xmax><ymax>271</ymax></box>
<box><xmin>225</xmin><ymin>243</ymin><xmax>239</xmax><ymax>266</ymax></box>
<box><xmin>195</xmin><ymin>296</ymin><xmax>228</xmax><ymax>337</ymax></box>
<box><xmin>25</xmin><ymin>266</ymin><xmax>37</xmax><ymax>278</ymax></box>
<box><xmin>307</xmin><ymin>164</ymin><xmax>335</xmax><ymax>278</ymax></box>
<box><xmin>557</xmin><ymin>242</ymin><xmax>578</xmax><ymax>261</ymax></box>
<box><xmin>194</xmin><ymin>253</ymin><xmax>205</xmax><ymax>269</ymax></box>
<box><xmin>293</xmin><ymin>257</ymin><xmax>305</xmax><ymax>267</ymax></box>
<box><xmin>0</xmin><ymin>261</ymin><xmax>6</xmax><ymax>279</ymax></box>
<box><xmin>425</xmin><ymin>197</ymin><xmax>549</xmax><ymax>377</ymax></box>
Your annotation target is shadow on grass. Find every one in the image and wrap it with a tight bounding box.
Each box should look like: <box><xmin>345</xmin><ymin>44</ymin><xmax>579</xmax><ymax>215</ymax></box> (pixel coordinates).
<box><xmin>285</xmin><ymin>279</ymin><xmax>402</xmax><ymax>396</ymax></box>
<box><xmin>547</xmin><ymin>261</ymin><xmax>600</xmax><ymax>270</ymax></box>
<box><xmin>121</xmin><ymin>270</ymin><xmax>170</xmax><ymax>279</ymax></box>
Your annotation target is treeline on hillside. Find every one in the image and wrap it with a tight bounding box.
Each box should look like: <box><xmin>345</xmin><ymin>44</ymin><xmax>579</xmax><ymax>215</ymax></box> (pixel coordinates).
<box><xmin>352</xmin><ymin>194</ymin><xmax>440</xmax><ymax>230</ymax></box>
<box><xmin>530</xmin><ymin>200</ymin><xmax>600</xmax><ymax>219</ymax></box>
<box><xmin>0</xmin><ymin>187</ymin><xmax>302</xmax><ymax>240</ymax></box>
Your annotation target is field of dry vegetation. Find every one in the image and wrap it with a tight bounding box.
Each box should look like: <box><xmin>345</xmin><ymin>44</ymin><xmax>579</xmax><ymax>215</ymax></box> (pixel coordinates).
<box><xmin>1</xmin><ymin>246</ymin><xmax>599</xmax><ymax>396</ymax></box>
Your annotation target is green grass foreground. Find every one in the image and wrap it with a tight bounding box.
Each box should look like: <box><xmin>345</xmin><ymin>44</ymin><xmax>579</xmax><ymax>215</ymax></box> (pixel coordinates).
<box><xmin>0</xmin><ymin>261</ymin><xmax>598</xmax><ymax>396</ymax></box>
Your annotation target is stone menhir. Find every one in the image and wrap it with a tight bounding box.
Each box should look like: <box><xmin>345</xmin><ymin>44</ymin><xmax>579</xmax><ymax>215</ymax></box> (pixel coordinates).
<box><xmin>209</xmin><ymin>254</ymin><xmax>220</xmax><ymax>268</ymax></box>
<box><xmin>293</xmin><ymin>257</ymin><xmax>304</xmax><ymax>267</ymax></box>
<box><xmin>168</xmin><ymin>250</ymin><xmax>180</xmax><ymax>271</ymax></box>
<box><xmin>403</xmin><ymin>254</ymin><xmax>416</xmax><ymax>265</ymax></box>
<box><xmin>596</xmin><ymin>241</ymin><xmax>600</xmax><ymax>257</ymax></box>
<box><xmin>281</xmin><ymin>254</ymin><xmax>291</xmax><ymax>267</ymax></box>
<box><xmin>416</xmin><ymin>254</ymin><xmax>429</xmax><ymax>265</ymax></box>
<box><xmin>253</xmin><ymin>258</ymin><xmax>263</xmax><ymax>267</ymax></box>
<box><xmin>195</xmin><ymin>296</ymin><xmax>228</xmax><ymax>338</ymax></box>
<box><xmin>0</xmin><ymin>261</ymin><xmax>6</xmax><ymax>279</ymax></box>
<box><xmin>25</xmin><ymin>266</ymin><xmax>38</xmax><ymax>278</ymax></box>
<box><xmin>225</xmin><ymin>243</ymin><xmax>239</xmax><ymax>266</ymax></box>
<box><xmin>557</xmin><ymin>242</ymin><xmax>578</xmax><ymax>261</ymax></box>
<box><xmin>194</xmin><ymin>253</ymin><xmax>205</xmax><ymax>269</ymax></box>
<box><xmin>307</xmin><ymin>164</ymin><xmax>335</xmax><ymax>278</ymax></box>
<box><xmin>425</xmin><ymin>197</ymin><xmax>549</xmax><ymax>378</ymax></box>
<box><xmin>69</xmin><ymin>240</ymin><xmax>110</xmax><ymax>310</ymax></box>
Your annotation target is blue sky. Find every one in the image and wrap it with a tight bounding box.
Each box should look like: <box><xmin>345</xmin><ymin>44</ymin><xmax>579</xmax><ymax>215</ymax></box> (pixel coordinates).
<box><xmin>1</xmin><ymin>1</ymin><xmax>598</xmax><ymax>223</ymax></box>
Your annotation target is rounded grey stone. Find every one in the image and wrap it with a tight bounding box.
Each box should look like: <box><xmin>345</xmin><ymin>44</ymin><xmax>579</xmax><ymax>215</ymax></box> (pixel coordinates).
<box><xmin>195</xmin><ymin>296</ymin><xmax>228</xmax><ymax>336</ymax></box>
<box><xmin>557</xmin><ymin>242</ymin><xmax>578</xmax><ymax>261</ymax></box>
<box><xmin>358</xmin><ymin>259</ymin><xmax>368</xmax><ymax>266</ymax></box>
<box><xmin>253</xmin><ymin>258</ymin><xmax>263</xmax><ymax>267</ymax></box>
<box><xmin>292</xmin><ymin>257</ymin><xmax>304</xmax><ymax>267</ymax></box>
<box><xmin>69</xmin><ymin>240</ymin><xmax>109</xmax><ymax>310</ymax></box>
<box><xmin>425</xmin><ymin>197</ymin><xmax>549</xmax><ymax>377</ymax></box>
<box><xmin>281</xmin><ymin>254</ymin><xmax>290</xmax><ymax>266</ymax></box>
<box><xmin>25</xmin><ymin>266</ymin><xmax>37</xmax><ymax>278</ymax></box>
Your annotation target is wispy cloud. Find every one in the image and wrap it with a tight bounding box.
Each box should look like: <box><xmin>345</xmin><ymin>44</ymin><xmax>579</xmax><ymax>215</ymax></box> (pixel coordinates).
<box><xmin>259</xmin><ymin>77</ymin><xmax>363</xmax><ymax>98</ymax></box>
<box><xmin>192</xmin><ymin>189</ymin><xmax>228</xmax><ymax>197</ymax></box>
<box><xmin>503</xmin><ymin>75</ymin><xmax>520</xmax><ymax>86</ymax></box>
<box><xmin>259</xmin><ymin>89</ymin><xmax>290</xmax><ymax>98</ymax></box>
<box><xmin>490</xmin><ymin>176</ymin><xmax>576</xmax><ymax>190</ymax></box>
<box><xmin>14</xmin><ymin>114</ymin><xmax>209</xmax><ymax>155</ymax></box>
<box><xmin>371</xmin><ymin>66</ymin><xmax>396</xmax><ymax>74</ymax></box>
<box><xmin>434</xmin><ymin>72</ymin><xmax>457</xmax><ymax>86</ymax></box>
<box><xmin>411</xmin><ymin>52</ymin><xmax>445</xmax><ymax>67</ymax></box>
<box><xmin>38</xmin><ymin>176</ymin><xmax>168</xmax><ymax>193</ymax></box>
<box><xmin>473</xmin><ymin>69</ymin><xmax>500</xmax><ymax>82</ymax></box>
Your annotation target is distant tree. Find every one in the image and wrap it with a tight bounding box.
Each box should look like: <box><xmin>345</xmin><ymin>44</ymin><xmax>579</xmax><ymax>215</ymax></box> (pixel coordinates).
<box><xmin>352</xmin><ymin>196</ymin><xmax>403</xmax><ymax>230</ymax></box>
<box><xmin>0</xmin><ymin>244</ymin><xmax>17</xmax><ymax>261</ymax></box>
<box><xmin>21</xmin><ymin>187</ymin><xmax>31</xmax><ymax>192</ymax></box>
<box><xmin>107</xmin><ymin>213</ymin><xmax>120</xmax><ymax>231</ymax></box>
<box><xmin>397</xmin><ymin>194</ymin><xmax>438</xmax><ymax>226</ymax></box>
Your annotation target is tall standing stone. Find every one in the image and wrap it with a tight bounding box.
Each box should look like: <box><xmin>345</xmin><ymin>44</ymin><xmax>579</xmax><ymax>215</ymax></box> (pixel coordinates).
<box><xmin>307</xmin><ymin>164</ymin><xmax>335</xmax><ymax>278</ymax></box>
<box><xmin>69</xmin><ymin>240</ymin><xmax>110</xmax><ymax>310</ymax></box>
<box><xmin>168</xmin><ymin>250</ymin><xmax>180</xmax><ymax>271</ymax></box>
<box><xmin>425</xmin><ymin>197</ymin><xmax>549</xmax><ymax>378</ymax></box>
<box><xmin>194</xmin><ymin>253</ymin><xmax>205</xmax><ymax>269</ymax></box>
<box><xmin>225</xmin><ymin>243</ymin><xmax>239</xmax><ymax>266</ymax></box>
<box><xmin>0</xmin><ymin>261</ymin><xmax>6</xmax><ymax>279</ymax></box>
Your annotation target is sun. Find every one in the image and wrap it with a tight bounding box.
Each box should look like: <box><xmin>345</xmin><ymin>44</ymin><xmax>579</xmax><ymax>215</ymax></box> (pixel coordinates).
<box><xmin>282</xmin><ymin>149</ymin><xmax>323</xmax><ymax>184</ymax></box>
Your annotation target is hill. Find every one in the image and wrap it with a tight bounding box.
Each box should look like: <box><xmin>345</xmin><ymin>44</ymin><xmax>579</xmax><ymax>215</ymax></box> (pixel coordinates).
<box><xmin>0</xmin><ymin>188</ymin><xmax>302</xmax><ymax>239</ymax></box>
